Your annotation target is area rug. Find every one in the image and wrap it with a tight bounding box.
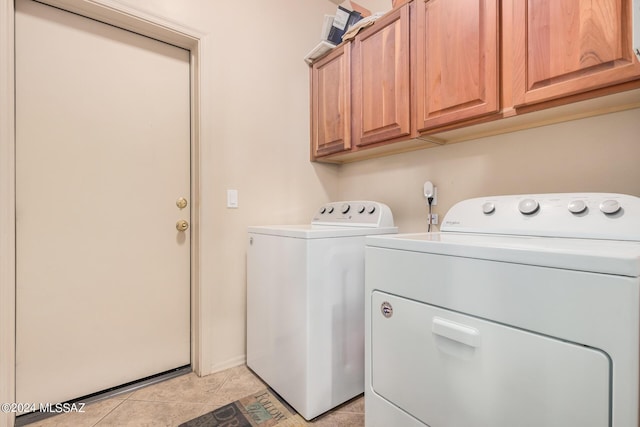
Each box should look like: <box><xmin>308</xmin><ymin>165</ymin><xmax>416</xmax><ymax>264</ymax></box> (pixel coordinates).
<box><xmin>179</xmin><ymin>389</ymin><xmax>306</xmax><ymax>427</ymax></box>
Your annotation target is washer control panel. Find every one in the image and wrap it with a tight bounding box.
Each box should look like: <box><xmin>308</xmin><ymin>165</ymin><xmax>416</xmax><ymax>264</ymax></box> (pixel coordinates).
<box><xmin>442</xmin><ymin>193</ymin><xmax>640</xmax><ymax>241</ymax></box>
<box><xmin>312</xmin><ymin>201</ymin><xmax>394</xmax><ymax>228</ymax></box>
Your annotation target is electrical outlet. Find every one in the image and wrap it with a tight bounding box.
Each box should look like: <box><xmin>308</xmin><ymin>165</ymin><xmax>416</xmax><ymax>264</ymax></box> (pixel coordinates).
<box><xmin>431</xmin><ymin>187</ymin><xmax>438</xmax><ymax>206</ymax></box>
<box><xmin>429</xmin><ymin>213</ymin><xmax>439</xmax><ymax>225</ymax></box>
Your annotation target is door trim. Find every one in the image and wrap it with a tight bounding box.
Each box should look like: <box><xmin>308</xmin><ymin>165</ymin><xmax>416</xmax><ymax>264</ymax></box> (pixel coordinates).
<box><xmin>1</xmin><ymin>2</ymin><xmax>212</xmax><ymax>426</ymax></box>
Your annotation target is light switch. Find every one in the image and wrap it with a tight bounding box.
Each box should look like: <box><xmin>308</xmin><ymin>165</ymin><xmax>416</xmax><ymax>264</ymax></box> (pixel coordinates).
<box><xmin>227</xmin><ymin>189</ymin><xmax>238</xmax><ymax>208</ymax></box>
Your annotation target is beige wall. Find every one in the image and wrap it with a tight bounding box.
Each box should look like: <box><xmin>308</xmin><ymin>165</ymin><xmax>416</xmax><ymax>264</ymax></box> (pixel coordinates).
<box><xmin>116</xmin><ymin>0</ymin><xmax>640</xmax><ymax>374</ymax></box>
<box><xmin>336</xmin><ymin>0</ymin><xmax>392</xmax><ymax>13</ymax></box>
<box><xmin>337</xmin><ymin>108</ymin><xmax>640</xmax><ymax>232</ymax></box>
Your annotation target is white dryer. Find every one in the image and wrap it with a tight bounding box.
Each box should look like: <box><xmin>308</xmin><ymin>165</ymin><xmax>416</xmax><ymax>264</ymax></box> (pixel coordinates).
<box><xmin>364</xmin><ymin>193</ymin><xmax>640</xmax><ymax>427</ymax></box>
<box><xmin>247</xmin><ymin>201</ymin><xmax>397</xmax><ymax>420</ymax></box>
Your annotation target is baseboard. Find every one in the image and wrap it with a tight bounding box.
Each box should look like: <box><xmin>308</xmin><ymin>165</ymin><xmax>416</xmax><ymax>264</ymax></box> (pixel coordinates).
<box><xmin>208</xmin><ymin>354</ymin><xmax>246</xmax><ymax>374</ymax></box>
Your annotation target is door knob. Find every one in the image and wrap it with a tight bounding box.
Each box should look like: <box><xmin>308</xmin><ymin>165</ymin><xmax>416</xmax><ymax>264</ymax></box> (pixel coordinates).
<box><xmin>176</xmin><ymin>197</ymin><xmax>188</xmax><ymax>209</ymax></box>
<box><xmin>176</xmin><ymin>220</ymin><xmax>189</xmax><ymax>232</ymax></box>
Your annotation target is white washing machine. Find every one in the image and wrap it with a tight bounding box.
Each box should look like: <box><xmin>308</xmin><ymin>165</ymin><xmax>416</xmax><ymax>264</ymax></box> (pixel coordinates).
<box><xmin>247</xmin><ymin>201</ymin><xmax>397</xmax><ymax>420</ymax></box>
<box><xmin>364</xmin><ymin>193</ymin><xmax>640</xmax><ymax>427</ymax></box>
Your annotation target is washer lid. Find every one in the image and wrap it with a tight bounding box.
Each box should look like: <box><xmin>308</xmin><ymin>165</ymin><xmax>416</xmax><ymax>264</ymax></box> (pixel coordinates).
<box><xmin>366</xmin><ymin>232</ymin><xmax>640</xmax><ymax>277</ymax></box>
<box><xmin>249</xmin><ymin>224</ymin><xmax>398</xmax><ymax>239</ymax></box>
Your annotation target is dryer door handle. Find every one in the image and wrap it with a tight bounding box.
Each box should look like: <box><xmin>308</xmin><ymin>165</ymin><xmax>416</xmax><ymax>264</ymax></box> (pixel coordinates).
<box><xmin>432</xmin><ymin>317</ymin><xmax>480</xmax><ymax>348</ymax></box>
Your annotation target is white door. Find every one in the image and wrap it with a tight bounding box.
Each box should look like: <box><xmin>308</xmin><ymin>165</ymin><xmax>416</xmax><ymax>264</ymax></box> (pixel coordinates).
<box><xmin>15</xmin><ymin>0</ymin><xmax>191</xmax><ymax>405</ymax></box>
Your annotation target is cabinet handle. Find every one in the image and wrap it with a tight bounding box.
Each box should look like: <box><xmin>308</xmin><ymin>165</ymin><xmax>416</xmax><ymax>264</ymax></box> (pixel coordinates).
<box><xmin>432</xmin><ymin>317</ymin><xmax>480</xmax><ymax>348</ymax></box>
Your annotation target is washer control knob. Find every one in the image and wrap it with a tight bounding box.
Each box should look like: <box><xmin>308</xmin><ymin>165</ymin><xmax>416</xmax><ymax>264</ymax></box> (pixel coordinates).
<box><xmin>482</xmin><ymin>202</ymin><xmax>495</xmax><ymax>214</ymax></box>
<box><xmin>600</xmin><ymin>199</ymin><xmax>621</xmax><ymax>215</ymax></box>
<box><xmin>319</xmin><ymin>207</ymin><xmax>326</xmax><ymax>214</ymax></box>
<box><xmin>327</xmin><ymin>206</ymin><xmax>335</xmax><ymax>214</ymax></box>
<box><xmin>341</xmin><ymin>203</ymin><xmax>350</xmax><ymax>214</ymax></box>
<box><xmin>367</xmin><ymin>205</ymin><xmax>376</xmax><ymax>214</ymax></box>
<box><xmin>357</xmin><ymin>204</ymin><xmax>366</xmax><ymax>214</ymax></box>
<box><xmin>518</xmin><ymin>198</ymin><xmax>539</xmax><ymax>215</ymax></box>
<box><xmin>568</xmin><ymin>200</ymin><xmax>587</xmax><ymax>214</ymax></box>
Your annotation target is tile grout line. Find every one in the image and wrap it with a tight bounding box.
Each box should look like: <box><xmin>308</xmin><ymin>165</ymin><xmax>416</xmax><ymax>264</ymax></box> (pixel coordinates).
<box><xmin>89</xmin><ymin>398</ymin><xmax>128</xmax><ymax>427</ymax></box>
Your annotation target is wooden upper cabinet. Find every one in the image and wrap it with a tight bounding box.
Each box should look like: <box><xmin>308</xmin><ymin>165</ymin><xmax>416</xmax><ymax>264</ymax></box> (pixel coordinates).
<box><xmin>511</xmin><ymin>0</ymin><xmax>640</xmax><ymax>107</ymax></box>
<box><xmin>310</xmin><ymin>44</ymin><xmax>351</xmax><ymax>158</ymax></box>
<box><xmin>415</xmin><ymin>0</ymin><xmax>499</xmax><ymax>132</ymax></box>
<box><xmin>309</xmin><ymin>0</ymin><xmax>640</xmax><ymax>163</ymax></box>
<box><xmin>352</xmin><ymin>4</ymin><xmax>412</xmax><ymax>147</ymax></box>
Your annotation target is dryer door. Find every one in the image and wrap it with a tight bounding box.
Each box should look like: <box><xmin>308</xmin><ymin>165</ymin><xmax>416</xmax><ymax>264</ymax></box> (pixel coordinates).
<box><xmin>371</xmin><ymin>291</ymin><xmax>610</xmax><ymax>427</ymax></box>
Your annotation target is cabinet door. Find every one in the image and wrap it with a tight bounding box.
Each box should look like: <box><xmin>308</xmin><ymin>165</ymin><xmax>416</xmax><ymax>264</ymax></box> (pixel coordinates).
<box><xmin>416</xmin><ymin>0</ymin><xmax>499</xmax><ymax>132</ymax></box>
<box><xmin>310</xmin><ymin>44</ymin><xmax>351</xmax><ymax>158</ymax></box>
<box><xmin>512</xmin><ymin>0</ymin><xmax>640</xmax><ymax>107</ymax></box>
<box><xmin>352</xmin><ymin>5</ymin><xmax>411</xmax><ymax>147</ymax></box>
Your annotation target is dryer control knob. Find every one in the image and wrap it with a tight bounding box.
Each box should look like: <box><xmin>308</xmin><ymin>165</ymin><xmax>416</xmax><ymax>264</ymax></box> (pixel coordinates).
<box><xmin>518</xmin><ymin>198</ymin><xmax>539</xmax><ymax>215</ymax></box>
<box><xmin>482</xmin><ymin>202</ymin><xmax>495</xmax><ymax>214</ymax></box>
<box><xmin>568</xmin><ymin>200</ymin><xmax>587</xmax><ymax>214</ymax></box>
<box><xmin>600</xmin><ymin>199</ymin><xmax>621</xmax><ymax>215</ymax></box>
<box><xmin>341</xmin><ymin>203</ymin><xmax>350</xmax><ymax>214</ymax></box>
<box><xmin>367</xmin><ymin>205</ymin><xmax>376</xmax><ymax>214</ymax></box>
<box><xmin>319</xmin><ymin>207</ymin><xmax>326</xmax><ymax>214</ymax></box>
<box><xmin>327</xmin><ymin>206</ymin><xmax>335</xmax><ymax>214</ymax></box>
<box><xmin>357</xmin><ymin>204</ymin><xmax>366</xmax><ymax>214</ymax></box>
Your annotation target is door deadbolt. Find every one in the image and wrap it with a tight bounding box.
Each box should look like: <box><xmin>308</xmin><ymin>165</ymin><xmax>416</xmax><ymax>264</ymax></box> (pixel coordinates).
<box><xmin>176</xmin><ymin>220</ymin><xmax>189</xmax><ymax>232</ymax></box>
<box><xmin>176</xmin><ymin>197</ymin><xmax>188</xmax><ymax>209</ymax></box>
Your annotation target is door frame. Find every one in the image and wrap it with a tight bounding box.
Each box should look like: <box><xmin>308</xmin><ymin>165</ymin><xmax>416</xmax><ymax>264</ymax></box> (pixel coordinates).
<box><xmin>1</xmin><ymin>2</ymin><xmax>212</xmax><ymax>426</ymax></box>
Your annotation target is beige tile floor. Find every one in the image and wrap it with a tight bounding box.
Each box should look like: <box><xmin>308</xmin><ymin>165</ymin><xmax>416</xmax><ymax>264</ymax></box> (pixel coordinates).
<box><xmin>23</xmin><ymin>365</ymin><xmax>364</xmax><ymax>427</ymax></box>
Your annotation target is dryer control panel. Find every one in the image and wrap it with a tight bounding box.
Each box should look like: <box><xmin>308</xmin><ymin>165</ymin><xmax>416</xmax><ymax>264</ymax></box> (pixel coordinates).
<box><xmin>442</xmin><ymin>193</ymin><xmax>640</xmax><ymax>241</ymax></box>
<box><xmin>312</xmin><ymin>201</ymin><xmax>395</xmax><ymax>228</ymax></box>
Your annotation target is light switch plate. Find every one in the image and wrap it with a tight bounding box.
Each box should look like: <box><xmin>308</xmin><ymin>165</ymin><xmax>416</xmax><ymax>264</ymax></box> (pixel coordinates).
<box><xmin>227</xmin><ymin>189</ymin><xmax>238</xmax><ymax>208</ymax></box>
